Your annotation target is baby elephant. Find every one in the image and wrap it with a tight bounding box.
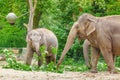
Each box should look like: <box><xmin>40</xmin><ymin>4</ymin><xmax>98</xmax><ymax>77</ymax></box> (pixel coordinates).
<box><xmin>25</xmin><ymin>28</ymin><xmax>58</xmax><ymax>66</ymax></box>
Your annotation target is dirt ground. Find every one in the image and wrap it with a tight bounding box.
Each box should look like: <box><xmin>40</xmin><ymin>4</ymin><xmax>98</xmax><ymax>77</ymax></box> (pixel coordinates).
<box><xmin>0</xmin><ymin>61</ymin><xmax>120</xmax><ymax>80</ymax></box>
<box><xmin>0</xmin><ymin>68</ymin><xmax>120</xmax><ymax>80</ymax></box>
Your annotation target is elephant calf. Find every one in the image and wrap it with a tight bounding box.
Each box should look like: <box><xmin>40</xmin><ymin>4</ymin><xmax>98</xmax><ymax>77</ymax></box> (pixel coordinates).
<box><xmin>25</xmin><ymin>28</ymin><xmax>58</xmax><ymax>66</ymax></box>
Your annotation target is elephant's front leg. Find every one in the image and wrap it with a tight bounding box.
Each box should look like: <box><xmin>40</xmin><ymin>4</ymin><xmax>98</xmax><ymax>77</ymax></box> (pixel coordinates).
<box><xmin>90</xmin><ymin>47</ymin><xmax>100</xmax><ymax>73</ymax></box>
<box><xmin>25</xmin><ymin>45</ymin><xmax>34</xmax><ymax>65</ymax></box>
<box><xmin>100</xmin><ymin>47</ymin><xmax>116</xmax><ymax>73</ymax></box>
<box><xmin>50</xmin><ymin>54</ymin><xmax>56</xmax><ymax>64</ymax></box>
<box><xmin>45</xmin><ymin>54</ymin><xmax>56</xmax><ymax>64</ymax></box>
<box><xmin>45</xmin><ymin>56</ymin><xmax>50</xmax><ymax>64</ymax></box>
<box><xmin>37</xmin><ymin>52</ymin><xmax>42</xmax><ymax>67</ymax></box>
<box><xmin>38</xmin><ymin>54</ymin><xmax>43</xmax><ymax>67</ymax></box>
<box><xmin>38</xmin><ymin>46</ymin><xmax>47</xmax><ymax>66</ymax></box>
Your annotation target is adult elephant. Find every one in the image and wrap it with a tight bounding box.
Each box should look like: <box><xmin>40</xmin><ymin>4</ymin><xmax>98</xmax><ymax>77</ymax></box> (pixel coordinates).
<box><xmin>57</xmin><ymin>13</ymin><xmax>120</xmax><ymax>73</ymax></box>
<box><xmin>83</xmin><ymin>15</ymin><xmax>120</xmax><ymax>73</ymax></box>
<box><xmin>25</xmin><ymin>28</ymin><xmax>58</xmax><ymax>66</ymax></box>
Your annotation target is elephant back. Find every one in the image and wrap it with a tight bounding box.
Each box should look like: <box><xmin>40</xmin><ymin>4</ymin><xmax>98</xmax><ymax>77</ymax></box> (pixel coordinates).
<box><xmin>36</xmin><ymin>28</ymin><xmax>58</xmax><ymax>48</ymax></box>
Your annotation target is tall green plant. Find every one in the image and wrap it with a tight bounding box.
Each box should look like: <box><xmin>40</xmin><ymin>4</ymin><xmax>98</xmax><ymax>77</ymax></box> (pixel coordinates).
<box><xmin>91</xmin><ymin>0</ymin><xmax>106</xmax><ymax>16</ymax></box>
<box><xmin>0</xmin><ymin>26</ymin><xmax>26</xmax><ymax>47</ymax></box>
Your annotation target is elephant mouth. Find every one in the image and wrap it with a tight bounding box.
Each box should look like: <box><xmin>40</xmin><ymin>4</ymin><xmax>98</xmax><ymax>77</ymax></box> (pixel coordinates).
<box><xmin>77</xmin><ymin>35</ymin><xmax>86</xmax><ymax>39</ymax></box>
<box><xmin>31</xmin><ymin>44</ymin><xmax>40</xmax><ymax>52</ymax></box>
<box><xmin>31</xmin><ymin>46</ymin><xmax>37</xmax><ymax>52</ymax></box>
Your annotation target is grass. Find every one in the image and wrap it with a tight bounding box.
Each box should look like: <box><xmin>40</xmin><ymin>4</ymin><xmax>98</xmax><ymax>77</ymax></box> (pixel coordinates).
<box><xmin>0</xmin><ymin>49</ymin><xmax>110</xmax><ymax>73</ymax></box>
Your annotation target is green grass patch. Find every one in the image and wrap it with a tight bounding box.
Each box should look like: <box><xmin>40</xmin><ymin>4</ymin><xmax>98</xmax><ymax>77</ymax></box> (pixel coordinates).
<box><xmin>0</xmin><ymin>49</ymin><xmax>112</xmax><ymax>73</ymax></box>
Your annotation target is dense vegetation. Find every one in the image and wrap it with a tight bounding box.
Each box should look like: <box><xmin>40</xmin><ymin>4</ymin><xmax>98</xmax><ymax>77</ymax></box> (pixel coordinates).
<box><xmin>0</xmin><ymin>0</ymin><xmax>120</xmax><ymax>72</ymax></box>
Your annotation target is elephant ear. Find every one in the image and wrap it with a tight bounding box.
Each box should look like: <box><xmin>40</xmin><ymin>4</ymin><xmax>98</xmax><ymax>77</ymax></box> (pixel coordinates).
<box><xmin>38</xmin><ymin>32</ymin><xmax>44</xmax><ymax>43</ymax></box>
<box><xmin>86</xmin><ymin>17</ymin><xmax>96</xmax><ymax>36</ymax></box>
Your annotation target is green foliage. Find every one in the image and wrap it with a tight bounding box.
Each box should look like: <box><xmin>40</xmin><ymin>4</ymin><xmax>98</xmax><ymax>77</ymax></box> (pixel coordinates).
<box><xmin>2</xmin><ymin>49</ymin><xmax>31</xmax><ymax>71</ymax></box>
<box><xmin>91</xmin><ymin>0</ymin><xmax>106</xmax><ymax>16</ymax></box>
<box><xmin>97</xmin><ymin>61</ymin><xmax>107</xmax><ymax>71</ymax></box>
<box><xmin>51</xmin><ymin>47</ymin><xmax>57</xmax><ymax>55</ymax></box>
<box><xmin>115</xmin><ymin>56</ymin><xmax>120</xmax><ymax>67</ymax></box>
<box><xmin>0</xmin><ymin>49</ymin><xmax>60</xmax><ymax>73</ymax></box>
<box><xmin>0</xmin><ymin>0</ymin><xmax>28</xmax><ymax>48</ymax></box>
<box><xmin>39</xmin><ymin>45</ymin><xmax>46</xmax><ymax>53</ymax></box>
<box><xmin>1</xmin><ymin>49</ymin><xmax>117</xmax><ymax>73</ymax></box>
<box><xmin>69</xmin><ymin>39</ymin><xmax>84</xmax><ymax>60</ymax></box>
<box><xmin>39</xmin><ymin>46</ymin><xmax>47</xmax><ymax>64</ymax></box>
<box><xmin>61</xmin><ymin>58</ymin><xmax>89</xmax><ymax>72</ymax></box>
<box><xmin>0</xmin><ymin>26</ymin><xmax>26</xmax><ymax>47</ymax></box>
<box><xmin>105</xmin><ymin>1</ymin><xmax>120</xmax><ymax>15</ymax></box>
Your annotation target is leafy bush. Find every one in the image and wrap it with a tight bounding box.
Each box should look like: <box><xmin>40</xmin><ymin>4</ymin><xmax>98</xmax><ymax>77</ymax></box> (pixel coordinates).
<box><xmin>2</xmin><ymin>49</ymin><xmax>31</xmax><ymax>71</ymax></box>
<box><xmin>91</xmin><ymin>0</ymin><xmax>106</xmax><ymax>16</ymax></box>
<box><xmin>0</xmin><ymin>26</ymin><xmax>26</xmax><ymax>47</ymax></box>
<box><xmin>1</xmin><ymin>49</ymin><xmax>112</xmax><ymax>73</ymax></box>
<box><xmin>115</xmin><ymin>56</ymin><xmax>120</xmax><ymax>67</ymax></box>
<box><xmin>2</xmin><ymin>48</ymin><xmax>64</xmax><ymax>73</ymax></box>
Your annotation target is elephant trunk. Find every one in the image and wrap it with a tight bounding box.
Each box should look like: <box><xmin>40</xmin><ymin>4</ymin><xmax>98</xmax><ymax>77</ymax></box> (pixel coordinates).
<box><xmin>32</xmin><ymin>42</ymin><xmax>41</xmax><ymax>55</ymax></box>
<box><xmin>57</xmin><ymin>24</ymin><xmax>77</xmax><ymax>68</ymax></box>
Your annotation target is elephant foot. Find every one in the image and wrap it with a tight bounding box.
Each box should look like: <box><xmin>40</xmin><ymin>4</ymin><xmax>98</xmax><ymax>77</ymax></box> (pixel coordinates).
<box><xmin>109</xmin><ymin>69</ymin><xmax>118</xmax><ymax>74</ymax></box>
<box><xmin>107</xmin><ymin>67</ymin><xmax>118</xmax><ymax>74</ymax></box>
<box><xmin>38</xmin><ymin>60</ymin><xmax>42</xmax><ymax>67</ymax></box>
<box><xmin>86</xmin><ymin>63</ymin><xmax>92</xmax><ymax>69</ymax></box>
<box><xmin>90</xmin><ymin>69</ymin><xmax>98</xmax><ymax>73</ymax></box>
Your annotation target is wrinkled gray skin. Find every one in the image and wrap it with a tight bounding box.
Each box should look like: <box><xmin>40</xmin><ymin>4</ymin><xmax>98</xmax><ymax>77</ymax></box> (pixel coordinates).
<box><xmin>83</xmin><ymin>39</ymin><xmax>117</xmax><ymax>73</ymax></box>
<box><xmin>25</xmin><ymin>28</ymin><xmax>58</xmax><ymax>66</ymax></box>
<box><xmin>57</xmin><ymin>13</ymin><xmax>120</xmax><ymax>73</ymax></box>
<box><xmin>83</xmin><ymin>39</ymin><xmax>101</xmax><ymax>72</ymax></box>
<box><xmin>83</xmin><ymin>39</ymin><xmax>91</xmax><ymax>68</ymax></box>
<box><xmin>83</xmin><ymin>15</ymin><xmax>120</xmax><ymax>73</ymax></box>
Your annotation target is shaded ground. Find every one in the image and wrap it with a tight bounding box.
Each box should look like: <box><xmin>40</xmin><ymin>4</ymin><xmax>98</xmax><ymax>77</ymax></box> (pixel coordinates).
<box><xmin>0</xmin><ymin>61</ymin><xmax>120</xmax><ymax>80</ymax></box>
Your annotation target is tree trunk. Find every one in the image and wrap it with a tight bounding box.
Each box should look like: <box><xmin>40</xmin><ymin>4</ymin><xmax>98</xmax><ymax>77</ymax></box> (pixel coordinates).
<box><xmin>27</xmin><ymin>0</ymin><xmax>42</xmax><ymax>29</ymax></box>
<box><xmin>33</xmin><ymin>3</ymin><xmax>42</xmax><ymax>29</ymax></box>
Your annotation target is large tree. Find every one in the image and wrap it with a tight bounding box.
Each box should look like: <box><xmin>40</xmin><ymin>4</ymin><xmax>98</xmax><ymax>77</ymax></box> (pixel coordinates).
<box><xmin>27</xmin><ymin>0</ymin><xmax>42</xmax><ymax>29</ymax></box>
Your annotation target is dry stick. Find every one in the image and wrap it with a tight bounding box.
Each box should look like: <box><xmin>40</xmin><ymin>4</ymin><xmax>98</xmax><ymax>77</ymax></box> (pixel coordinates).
<box><xmin>23</xmin><ymin>23</ymin><xmax>28</xmax><ymax>29</ymax></box>
<box><xmin>17</xmin><ymin>12</ymin><xmax>29</xmax><ymax>19</ymax></box>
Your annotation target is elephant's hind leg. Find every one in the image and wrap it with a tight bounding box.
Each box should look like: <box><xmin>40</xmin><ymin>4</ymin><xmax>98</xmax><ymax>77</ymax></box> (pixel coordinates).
<box><xmin>45</xmin><ymin>56</ymin><xmax>51</xmax><ymax>64</ymax></box>
<box><xmin>38</xmin><ymin>56</ymin><xmax>43</xmax><ymax>67</ymax></box>
<box><xmin>50</xmin><ymin>54</ymin><xmax>56</xmax><ymax>64</ymax></box>
<box><xmin>45</xmin><ymin>55</ymin><xmax>56</xmax><ymax>64</ymax></box>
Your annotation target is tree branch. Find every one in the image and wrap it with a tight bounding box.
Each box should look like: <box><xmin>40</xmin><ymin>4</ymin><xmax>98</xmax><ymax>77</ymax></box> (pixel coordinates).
<box><xmin>33</xmin><ymin>0</ymin><xmax>37</xmax><ymax>12</ymax></box>
<box><xmin>27</xmin><ymin>0</ymin><xmax>37</xmax><ymax>32</ymax></box>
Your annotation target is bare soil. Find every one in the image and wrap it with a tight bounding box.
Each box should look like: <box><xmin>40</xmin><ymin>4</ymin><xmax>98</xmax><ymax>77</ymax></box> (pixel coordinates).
<box><xmin>0</xmin><ymin>61</ymin><xmax>120</xmax><ymax>80</ymax></box>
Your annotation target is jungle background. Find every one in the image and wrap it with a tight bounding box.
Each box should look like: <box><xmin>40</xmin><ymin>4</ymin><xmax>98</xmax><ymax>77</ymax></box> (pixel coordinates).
<box><xmin>0</xmin><ymin>0</ymin><xmax>120</xmax><ymax>73</ymax></box>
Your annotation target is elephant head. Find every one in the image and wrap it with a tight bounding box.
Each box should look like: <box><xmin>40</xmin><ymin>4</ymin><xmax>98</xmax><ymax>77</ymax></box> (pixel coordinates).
<box><xmin>57</xmin><ymin>13</ymin><xmax>97</xmax><ymax>67</ymax></box>
<box><xmin>26</xmin><ymin>30</ymin><xmax>43</xmax><ymax>55</ymax></box>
